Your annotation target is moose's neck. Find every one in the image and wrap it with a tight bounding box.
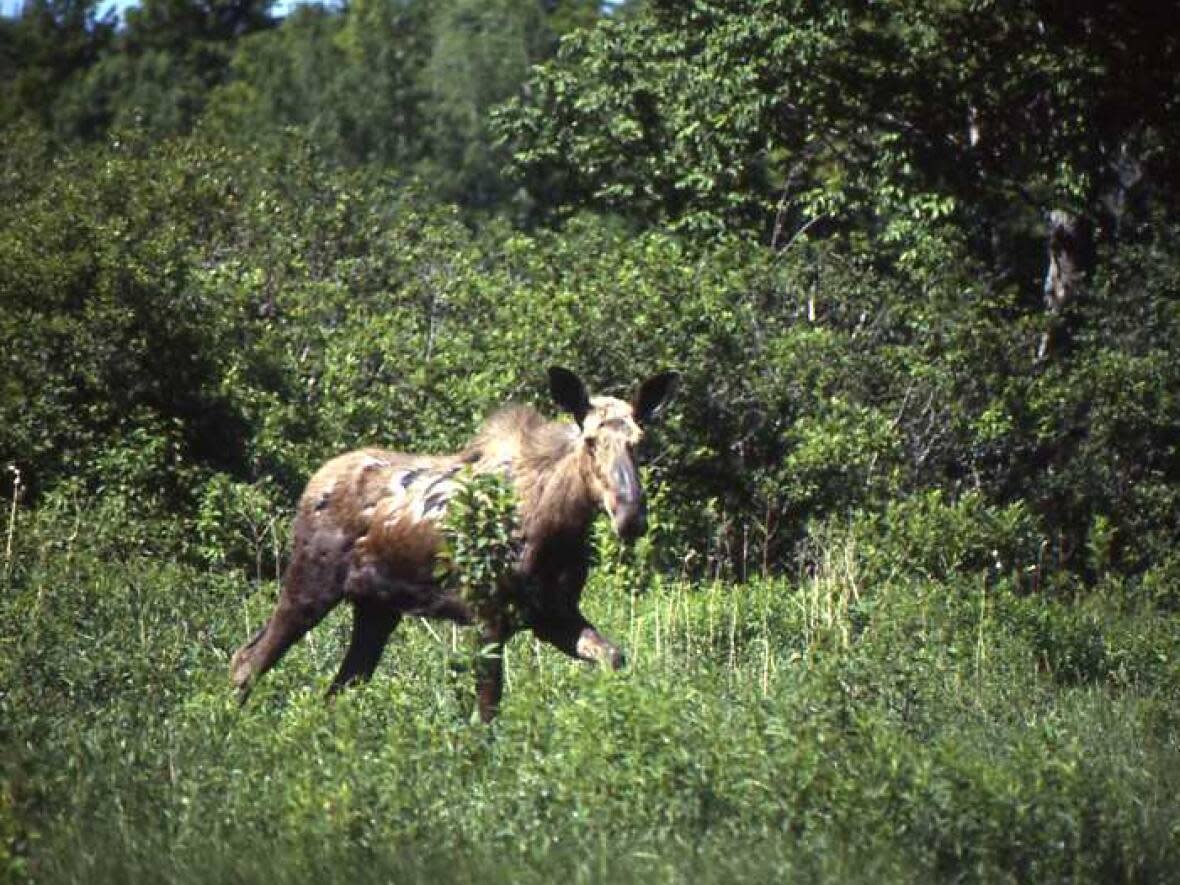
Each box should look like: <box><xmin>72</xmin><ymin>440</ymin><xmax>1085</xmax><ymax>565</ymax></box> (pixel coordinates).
<box><xmin>528</xmin><ymin>446</ymin><xmax>594</xmax><ymax>538</ymax></box>
<box><xmin>475</xmin><ymin>412</ymin><xmax>600</xmax><ymax>577</ymax></box>
<box><xmin>520</xmin><ymin>446</ymin><xmax>598</xmax><ymax>564</ymax></box>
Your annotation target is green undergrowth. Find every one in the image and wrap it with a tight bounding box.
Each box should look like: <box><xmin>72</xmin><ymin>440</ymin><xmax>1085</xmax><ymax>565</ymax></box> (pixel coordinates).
<box><xmin>2</xmin><ymin>510</ymin><xmax>1179</xmax><ymax>884</ymax></box>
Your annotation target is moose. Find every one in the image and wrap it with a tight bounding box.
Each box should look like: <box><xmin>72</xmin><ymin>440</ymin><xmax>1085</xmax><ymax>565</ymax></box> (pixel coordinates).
<box><xmin>231</xmin><ymin>367</ymin><xmax>679</xmax><ymax>721</ymax></box>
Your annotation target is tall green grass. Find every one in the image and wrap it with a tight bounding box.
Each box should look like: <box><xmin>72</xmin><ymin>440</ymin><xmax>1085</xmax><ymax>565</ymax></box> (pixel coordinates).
<box><xmin>2</xmin><ymin>504</ymin><xmax>1178</xmax><ymax>883</ymax></box>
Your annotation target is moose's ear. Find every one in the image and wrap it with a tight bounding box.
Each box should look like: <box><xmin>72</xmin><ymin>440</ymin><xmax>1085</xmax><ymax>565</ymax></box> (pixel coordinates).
<box><xmin>548</xmin><ymin>366</ymin><xmax>591</xmax><ymax>426</ymax></box>
<box><xmin>633</xmin><ymin>371</ymin><xmax>680</xmax><ymax>425</ymax></box>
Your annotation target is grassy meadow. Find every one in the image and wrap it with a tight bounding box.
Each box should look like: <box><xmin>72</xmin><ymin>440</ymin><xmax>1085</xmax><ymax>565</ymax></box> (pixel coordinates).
<box><xmin>3</xmin><ymin>500</ymin><xmax>1178</xmax><ymax>884</ymax></box>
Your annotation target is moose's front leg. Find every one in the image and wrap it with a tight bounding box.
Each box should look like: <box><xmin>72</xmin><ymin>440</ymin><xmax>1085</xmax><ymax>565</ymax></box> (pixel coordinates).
<box><xmin>475</xmin><ymin>625</ymin><xmax>508</xmax><ymax>723</ymax></box>
<box><xmin>575</xmin><ymin>623</ymin><xmax>625</xmax><ymax>670</ymax></box>
<box><xmin>532</xmin><ymin>608</ymin><xmax>624</xmax><ymax>670</ymax></box>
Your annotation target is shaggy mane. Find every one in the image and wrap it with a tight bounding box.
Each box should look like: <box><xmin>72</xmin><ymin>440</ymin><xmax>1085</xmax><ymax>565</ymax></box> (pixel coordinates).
<box><xmin>463</xmin><ymin>405</ymin><xmax>578</xmax><ymax>475</ymax></box>
<box><xmin>462</xmin><ymin>404</ymin><xmax>593</xmax><ymax>538</ymax></box>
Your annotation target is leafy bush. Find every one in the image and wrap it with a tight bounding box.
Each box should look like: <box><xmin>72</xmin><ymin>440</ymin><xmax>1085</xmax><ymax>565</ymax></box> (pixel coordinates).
<box><xmin>437</xmin><ymin>470</ymin><xmax>530</xmax><ymax>634</ymax></box>
<box><xmin>840</xmin><ymin>490</ymin><xmax>1042</xmax><ymax>587</ymax></box>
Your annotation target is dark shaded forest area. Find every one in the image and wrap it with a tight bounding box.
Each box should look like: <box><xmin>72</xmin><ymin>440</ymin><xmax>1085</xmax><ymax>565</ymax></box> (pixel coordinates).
<box><xmin>2</xmin><ymin>1</ymin><xmax>1179</xmax><ymax>881</ymax></box>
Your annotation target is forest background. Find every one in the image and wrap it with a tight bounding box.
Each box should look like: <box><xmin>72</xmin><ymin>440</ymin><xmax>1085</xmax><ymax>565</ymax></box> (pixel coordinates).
<box><xmin>2</xmin><ymin>0</ymin><xmax>1180</xmax><ymax>881</ymax></box>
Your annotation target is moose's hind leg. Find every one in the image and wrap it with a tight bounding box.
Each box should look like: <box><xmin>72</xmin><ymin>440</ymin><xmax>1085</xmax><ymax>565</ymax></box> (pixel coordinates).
<box><xmin>328</xmin><ymin>600</ymin><xmax>402</xmax><ymax>696</ymax></box>
<box><xmin>230</xmin><ymin>530</ymin><xmax>349</xmax><ymax>701</ymax></box>
<box><xmin>231</xmin><ymin>593</ymin><xmax>344</xmax><ymax>702</ymax></box>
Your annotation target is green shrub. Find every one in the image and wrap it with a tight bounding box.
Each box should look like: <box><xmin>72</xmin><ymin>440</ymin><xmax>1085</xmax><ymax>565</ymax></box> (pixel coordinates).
<box><xmin>436</xmin><ymin>470</ymin><xmax>531</xmax><ymax>634</ymax></box>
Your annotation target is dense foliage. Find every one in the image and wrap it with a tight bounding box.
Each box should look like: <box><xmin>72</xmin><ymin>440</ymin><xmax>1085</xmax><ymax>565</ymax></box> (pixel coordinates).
<box><xmin>2</xmin><ymin>0</ymin><xmax>1179</xmax><ymax>881</ymax></box>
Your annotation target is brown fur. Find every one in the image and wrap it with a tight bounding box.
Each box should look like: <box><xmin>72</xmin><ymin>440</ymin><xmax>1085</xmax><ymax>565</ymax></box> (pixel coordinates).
<box><xmin>230</xmin><ymin>368</ymin><xmax>678</xmax><ymax>722</ymax></box>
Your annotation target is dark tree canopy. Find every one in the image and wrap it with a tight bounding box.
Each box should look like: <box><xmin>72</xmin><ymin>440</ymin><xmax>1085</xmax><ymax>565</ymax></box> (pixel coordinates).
<box><xmin>495</xmin><ymin>0</ymin><xmax>1180</xmax><ymax>287</ymax></box>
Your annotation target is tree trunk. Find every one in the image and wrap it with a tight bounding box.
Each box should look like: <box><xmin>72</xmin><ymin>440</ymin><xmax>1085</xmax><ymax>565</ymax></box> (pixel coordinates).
<box><xmin>1037</xmin><ymin>209</ymin><xmax>1086</xmax><ymax>362</ymax></box>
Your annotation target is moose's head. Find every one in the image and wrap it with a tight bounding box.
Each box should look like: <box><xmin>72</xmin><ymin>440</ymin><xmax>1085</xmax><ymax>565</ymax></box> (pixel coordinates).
<box><xmin>548</xmin><ymin>366</ymin><xmax>679</xmax><ymax>543</ymax></box>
